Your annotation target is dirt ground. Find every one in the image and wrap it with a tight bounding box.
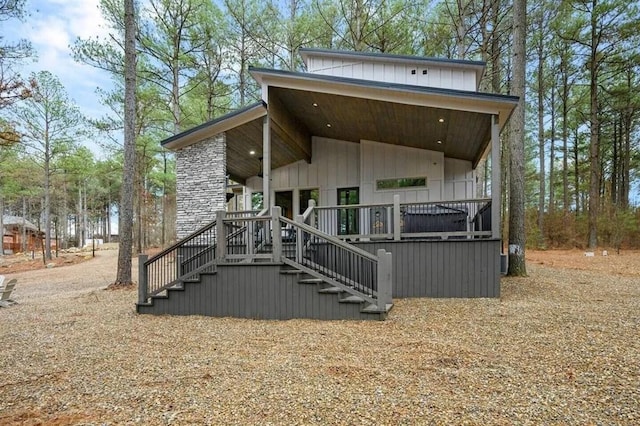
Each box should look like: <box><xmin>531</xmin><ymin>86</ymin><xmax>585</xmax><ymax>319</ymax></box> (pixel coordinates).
<box><xmin>3</xmin><ymin>245</ymin><xmax>637</xmax><ymax>276</ymax></box>
<box><xmin>527</xmin><ymin>248</ymin><xmax>640</xmax><ymax>276</ymax></box>
<box><xmin>0</xmin><ymin>248</ymin><xmax>638</xmax><ymax>425</ymax></box>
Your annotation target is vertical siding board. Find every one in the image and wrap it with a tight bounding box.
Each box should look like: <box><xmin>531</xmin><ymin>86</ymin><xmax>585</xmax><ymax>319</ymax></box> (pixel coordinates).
<box><xmin>246</xmin><ymin>267</ymin><xmax>254</xmax><ymax>318</ymax></box>
<box><xmin>436</xmin><ymin>242</ymin><xmax>443</xmax><ymax>298</ymax></box>
<box><xmin>484</xmin><ymin>242</ymin><xmax>491</xmax><ymax>297</ymax></box>
<box><xmin>464</xmin><ymin>242</ymin><xmax>471</xmax><ymax>297</ymax></box>
<box><xmin>215</xmin><ymin>270</ymin><xmax>223</xmax><ymax>316</ymax></box>
<box><xmin>430</xmin><ymin>243</ymin><xmax>437</xmax><ymax>297</ymax></box>
<box><xmin>413</xmin><ymin>243</ymin><xmax>420</xmax><ymax>298</ymax></box>
<box><xmin>205</xmin><ymin>275</ymin><xmax>214</xmax><ymax>316</ymax></box>
<box><xmin>449</xmin><ymin>242</ymin><xmax>456</xmax><ymax>297</ymax></box>
<box><xmin>221</xmin><ymin>269</ymin><xmax>230</xmax><ymax>317</ymax></box>
<box><xmin>485</xmin><ymin>241</ymin><xmax>492</xmax><ymax>297</ymax></box>
<box><xmin>292</xmin><ymin>277</ymin><xmax>301</xmax><ymax>319</ymax></box>
<box><xmin>439</xmin><ymin>242</ymin><xmax>446</xmax><ymax>297</ymax></box>
<box><xmin>473</xmin><ymin>241</ymin><xmax>480</xmax><ymax>298</ymax></box>
<box><xmin>304</xmin><ymin>276</ymin><xmax>313</xmax><ymax>318</ymax></box>
<box><xmin>457</xmin><ymin>242</ymin><xmax>464</xmax><ymax>297</ymax></box>
<box><xmin>286</xmin><ymin>272</ymin><xmax>295</xmax><ymax>319</ymax></box>
<box><xmin>477</xmin><ymin>242</ymin><xmax>484</xmax><ymax>297</ymax></box>
<box><xmin>231</xmin><ymin>268</ymin><xmax>240</xmax><ymax>317</ymax></box>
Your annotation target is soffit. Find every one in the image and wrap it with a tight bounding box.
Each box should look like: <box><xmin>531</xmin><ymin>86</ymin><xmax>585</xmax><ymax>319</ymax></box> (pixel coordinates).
<box><xmin>269</xmin><ymin>87</ymin><xmax>494</xmax><ymax>164</ymax></box>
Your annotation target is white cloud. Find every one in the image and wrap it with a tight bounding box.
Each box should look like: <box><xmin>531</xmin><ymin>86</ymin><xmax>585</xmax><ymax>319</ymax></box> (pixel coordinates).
<box><xmin>13</xmin><ymin>0</ymin><xmax>118</xmax><ymax>157</ymax></box>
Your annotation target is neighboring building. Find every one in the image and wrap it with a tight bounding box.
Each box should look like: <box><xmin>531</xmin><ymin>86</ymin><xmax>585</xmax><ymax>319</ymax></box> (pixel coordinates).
<box><xmin>137</xmin><ymin>48</ymin><xmax>518</xmax><ymax>320</ymax></box>
<box><xmin>2</xmin><ymin>215</ymin><xmax>44</xmax><ymax>254</ymax></box>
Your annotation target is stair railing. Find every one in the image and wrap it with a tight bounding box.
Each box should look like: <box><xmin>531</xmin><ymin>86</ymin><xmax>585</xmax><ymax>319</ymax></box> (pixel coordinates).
<box><xmin>271</xmin><ymin>206</ymin><xmax>392</xmax><ymax>311</ymax></box>
<box><xmin>138</xmin><ymin>219</ymin><xmax>218</xmax><ymax>303</ymax></box>
<box><xmin>138</xmin><ymin>209</ymin><xmax>269</xmax><ymax>304</ymax></box>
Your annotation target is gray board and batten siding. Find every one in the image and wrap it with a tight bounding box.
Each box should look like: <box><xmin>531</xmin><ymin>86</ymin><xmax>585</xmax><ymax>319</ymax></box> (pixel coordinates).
<box><xmin>314</xmin><ymin>238</ymin><xmax>501</xmax><ymax>298</ymax></box>
<box><xmin>137</xmin><ymin>264</ymin><xmax>387</xmax><ymax>320</ymax></box>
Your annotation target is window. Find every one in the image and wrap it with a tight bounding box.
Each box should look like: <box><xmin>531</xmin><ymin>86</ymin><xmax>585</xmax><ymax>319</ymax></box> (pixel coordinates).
<box><xmin>299</xmin><ymin>188</ymin><xmax>319</xmax><ymax>213</ymax></box>
<box><xmin>251</xmin><ymin>192</ymin><xmax>263</xmax><ymax>210</ymax></box>
<box><xmin>376</xmin><ymin>177</ymin><xmax>427</xmax><ymax>191</ymax></box>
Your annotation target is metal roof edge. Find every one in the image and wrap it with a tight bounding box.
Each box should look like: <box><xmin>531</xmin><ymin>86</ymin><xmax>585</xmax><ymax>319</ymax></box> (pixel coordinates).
<box><xmin>161</xmin><ymin>101</ymin><xmax>266</xmax><ymax>150</ymax></box>
<box><xmin>249</xmin><ymin>66</ymin><xmax>519</xmax><ymax>105</ymax></box>
<box><xmin>299</xmin><ymin>47</ymin><xmax>487</xmax><ymax>69</ymax></box>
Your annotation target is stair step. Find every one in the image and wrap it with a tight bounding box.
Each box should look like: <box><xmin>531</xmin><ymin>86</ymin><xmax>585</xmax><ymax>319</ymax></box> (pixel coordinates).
<box><xmin>298</xmin><ymin>278</ymin><xmax>324</xmax><ymax>284</ymax></box>
<box><xmin>339</xmin><ymin>295</ymin><xmax>365</xmax><ymax>304</ymax></box>
<box><xmin>318</xmin><ymin>286</ymin><xmax>343</xmax><ymax>294</ymax></box>
<box><xmin>361</xmin><ymin>303</ymin><xmax>393</xmax><ymax>313</ymax></box>
<box><xmin>280</xmin><ymin>269</ymin><xmax>302</xmax><ymax>275</ymax></box>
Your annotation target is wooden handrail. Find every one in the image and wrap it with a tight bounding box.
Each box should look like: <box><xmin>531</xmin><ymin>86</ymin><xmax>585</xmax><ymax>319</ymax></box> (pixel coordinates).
<box><xmin>280</xmin><ymin>216</ymin><xmax>378</xmax><ymax>262</ymax></box>
<box><xmin>144</xmin><ymin>219</ymin><xmax>217</xmax><ymax>266</ymax></box>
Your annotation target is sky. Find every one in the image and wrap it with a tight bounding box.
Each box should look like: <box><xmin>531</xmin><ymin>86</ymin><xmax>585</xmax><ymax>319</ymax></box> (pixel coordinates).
<box><xmin>6</xmin><ymin>0</ymin><xmax>115</xmax><ymax>155</ymax></box>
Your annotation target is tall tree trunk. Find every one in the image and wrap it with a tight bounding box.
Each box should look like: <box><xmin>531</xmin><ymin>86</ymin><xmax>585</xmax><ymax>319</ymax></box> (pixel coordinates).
<box><xmin>561</xmin><ymin>54</ymin><xmax>569</xmax><ymax>213</ymax></box>
<box><xmin>621</xmin><ymin>67</ymin><xmax>632</xmax><ymax>208</ymax></box>
<box><xmin>611</xmin><ymin>116</ymin><xmax>618</xmax><ymax>205</ymax></box>
<box><xmin>22</xmin><ymin>197</ymin><xmax>26</xmax><ymax>253</ymax></box>
<box><xmin>573</xmin><ymin>128</ymin><xmax>580</xmax><ymax>217</ymax></box>
<box><xmin>508</xmin><ymin>0</ymin><xmax>527</xmax><ymax>276</ymax></box>
<box><xmin>114</xmin><ymin>0</ymin><xmax>137</xmax><ymax>286</ymax></box>
<box><xmin>587</xmin><ymin>0</ymin><xmax>600</xmax><ymax>249</ymax></box>
<box><xmin>44</xmin><ymin>130</ymin><xmax>52</xmax><ymax>260</ymax></box>
<box><xmin>0</xmin><ymin>197</ymin><xmax>3</xmax><ymax>256</ymax></box>
<box><xmin>549</xmin><ymin>85</ymin><xmax>556</xmax><ymax>214</ymax></box>
<box><xmin>537</xmin><ymin>35</ymin><xmax>545</xmax><ymax>243</ymax></box>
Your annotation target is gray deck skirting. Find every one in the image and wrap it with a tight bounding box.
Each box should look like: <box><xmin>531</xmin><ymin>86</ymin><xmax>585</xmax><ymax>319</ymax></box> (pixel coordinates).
<box><xmin>350</xmin><ymin>238</ymin><xmax>501</xmax><ymax>298</ymax></box>
<box><xmin>137</xmin><ymin>264</ymin><xmax>387</xmax><ymax>320</ymax></box>
<box><xmin>138</xmin><ymin>239</ymin><xmax>500</xmax><ymax>319</ymax></box>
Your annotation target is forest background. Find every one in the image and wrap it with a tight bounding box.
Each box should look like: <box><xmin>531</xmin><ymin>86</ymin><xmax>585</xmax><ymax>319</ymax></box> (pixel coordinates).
<box><xmin>1</xmin><ymin>0</ymin><xmax>639</xmax><ymax>260</ymax></box>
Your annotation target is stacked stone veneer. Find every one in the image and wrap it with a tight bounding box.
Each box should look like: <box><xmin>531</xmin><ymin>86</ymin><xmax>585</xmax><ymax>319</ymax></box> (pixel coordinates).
<box><xmin>175</xmin><ymin>133</ymin><xmax>227</xmax><ymax>238</ymax></box>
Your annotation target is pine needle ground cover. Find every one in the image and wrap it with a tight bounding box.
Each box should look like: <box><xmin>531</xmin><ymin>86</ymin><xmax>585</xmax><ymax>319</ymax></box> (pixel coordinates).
<box><xmin>0</xmin><ymin>249</ymin><xmax>638</xmax><ymax>425</ymax></box>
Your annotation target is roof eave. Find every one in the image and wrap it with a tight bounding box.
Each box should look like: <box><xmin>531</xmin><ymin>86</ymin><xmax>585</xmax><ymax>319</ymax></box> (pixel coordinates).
<box><xmin>161</xmin><ymin>102</ymin><xmax>267</xmax><ymax>150</ymax></box>
<box><xmin>250</xmin><ymin>67</ymin><xmax>519</xmax><ymax>128</ymax></box>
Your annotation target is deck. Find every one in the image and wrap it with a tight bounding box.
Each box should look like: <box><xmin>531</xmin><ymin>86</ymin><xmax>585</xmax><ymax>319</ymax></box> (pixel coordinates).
<box><xmin>137</xmin><ymin>198</ymin><xmax>501</xmax><ymax>320</ymax></box>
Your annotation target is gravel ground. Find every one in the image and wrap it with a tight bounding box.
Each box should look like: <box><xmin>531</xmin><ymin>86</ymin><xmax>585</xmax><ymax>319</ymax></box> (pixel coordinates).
<box><xmin>0</xmin><ymin>249</ymin><xmax>638</xmax><ymax>425</ymax></box>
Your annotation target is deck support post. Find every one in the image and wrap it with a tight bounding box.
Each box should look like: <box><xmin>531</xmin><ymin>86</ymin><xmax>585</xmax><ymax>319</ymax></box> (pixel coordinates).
<box><xmin>216</xmin><ymin>210</ymin><xmax>226</xmax><ymax>261</ymax></box>
<box><xmin>295</xmin><ymin>214</ymin><xmax>304</xmax><ymax>263</ymax></box>
<box><xmin>138</xmin><ymin>254</ymin><xmax>148</xmax><ymax>304</ymax></box>
<box><xmin>308</xmin><ymin>199</ymin><xmax>316</xmax><ymax>227</ymax></box>
<box><xmin>376</xmin><ymin>249</ymin><xmax>393</xmax><ymax>310</ymax></box>
<box><xmin>491</xmin><ymin>114</ymin><xmax>501</xmax><ymax>240</ymax></box>
<box><xmin>262</xmin><ymin>116</ymin><xmax>271</xmax><ymax>211</ymax></box>
<box><xmin>393</xmin><ymin>194</ymin><xmax>401</xmax><ymax>240</ymax></box>
<box><xmin>271</xmin><ymin>206</ymin><xmax>282</xmax><ymax>262</ymax></box>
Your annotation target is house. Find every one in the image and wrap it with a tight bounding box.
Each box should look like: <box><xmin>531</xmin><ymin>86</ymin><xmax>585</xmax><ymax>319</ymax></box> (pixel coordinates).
<box><xmin>2</xmin><ymin>215</ymin><xmax>44</xmax><ymax>254</ymax></box>
<box><xmin>137</xmin><ymin>48</ymin><xmax>518</xmax><ymax>320</ymax></box>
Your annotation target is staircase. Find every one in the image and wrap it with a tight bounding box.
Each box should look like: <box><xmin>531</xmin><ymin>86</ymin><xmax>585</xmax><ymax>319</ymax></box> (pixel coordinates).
<box><xmin>137</xmin><ymin>207</ymin><xmax>393</xmax><ymax>320</ymax></box>
<box><xmin>281</xmin><ymin>267</ymin><xmax>392</xmax><ymax>318</ymax></box>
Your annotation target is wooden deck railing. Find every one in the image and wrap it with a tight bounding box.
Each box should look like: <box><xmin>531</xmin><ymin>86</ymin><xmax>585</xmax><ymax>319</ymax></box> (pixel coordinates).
<box><xmin>138</xmin><ymin>219</ymin><xmax>218</xmax><ymax>303</ymax></box>
<box><xmin>314</xmin><ymin>197</ymin><xmax>492</xmax><ymax>240</ymax></box>
<box><xmin>138</xmin><ymin>209</ymin><xmax>268</xmax><ymax>304</ymax></box>
<box><xmin>139</xmin><ymin>197</ymin><xmax>487</xmax><ymax>308</ymax></box>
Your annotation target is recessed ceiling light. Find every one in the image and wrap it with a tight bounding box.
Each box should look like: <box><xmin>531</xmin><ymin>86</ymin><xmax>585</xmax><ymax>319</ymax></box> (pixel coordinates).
<box><xmin>437</xmin><ymin>140</ymin><xmax>442</xmax><ymax>144</ymax></box>
<box><xmin>326</xmin><ymin>123</ymin><xmax>332</xmax><ymax>128</ymax></box>
<box><xmin>438</xmin><ymin>118</ymin><xmax>445</xmax><ymax>123</ymax></box>
<box><xmin>249</xmin><ymin>150</ymin><xmax>256</xmax><ymax>155</ymax></box>
<box><xmin>312</xmin><ymin>103</ymin><xmax>318</xmax><ymax>107</ymax></box>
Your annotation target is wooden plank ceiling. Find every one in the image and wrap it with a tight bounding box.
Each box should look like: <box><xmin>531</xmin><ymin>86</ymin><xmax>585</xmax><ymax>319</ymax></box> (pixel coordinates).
<box><xmin>271</xmin><ymin>87</ymin><xmax>493</xmax><ymax>163</ymax></box>
<box><xmin>225</xmin><ymin>87</ymin><xmax>493</xmax><ymax>183</ymax></box>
